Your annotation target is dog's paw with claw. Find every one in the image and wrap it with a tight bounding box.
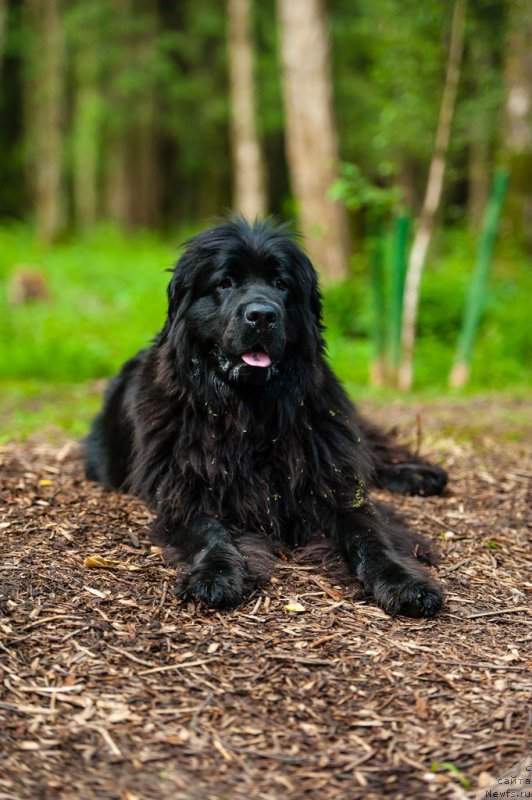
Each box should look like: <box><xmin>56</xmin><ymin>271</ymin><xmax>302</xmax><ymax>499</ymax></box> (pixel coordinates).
<box><xmin>176</xmin><ymin>556</ymin><xmax>244</xmax><ymax>610</ymax></box>
<box><xmin>372</xmin><ymin>563</ymin><xmax>444</xmax><ymax>618</ymax></box>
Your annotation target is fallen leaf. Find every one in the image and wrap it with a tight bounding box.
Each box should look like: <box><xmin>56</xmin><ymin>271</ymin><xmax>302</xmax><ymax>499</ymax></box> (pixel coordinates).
<box><xmin>39</xmin><ymin>479</ymin><xmax>53</xmax><ymax>487</ymax></box>
<box><xmin>84</xmin><ymin>586</ymin><xmax>109</xmax><ymax>599</ymax></box>
<box><xmin>84</xmin><ymin>555</ymin><xmax>121</xmax><ymax>569</ymax></box>
<box><xmin>284</xmin><ymin>601</ymin><xmax>306</xmax><ymax>613</ymax></box>
<box><xmin>83</xmin><ymin>555</ymin><xmax>143</xmax><ymax>571</ymax></box>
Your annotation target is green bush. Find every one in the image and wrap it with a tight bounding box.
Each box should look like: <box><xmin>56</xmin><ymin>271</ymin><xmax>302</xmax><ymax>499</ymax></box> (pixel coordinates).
<box><xmin>322</xmin><ymin>229</ymin><xmax>531</xmax><ymax>391</ymax></box>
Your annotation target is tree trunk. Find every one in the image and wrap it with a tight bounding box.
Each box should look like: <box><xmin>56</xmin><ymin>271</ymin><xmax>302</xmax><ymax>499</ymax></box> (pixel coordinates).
<box><xmin>72</xmin><ymin>20</ymin><xmax>101</xmax><ymax>231</ymax></box>
<box><xmin>24</xmin><ymin>0</ymin><xmax>64</xmax><ymax>243</ymax></box>
<box><xmin>103</xmin><ymin>0</ymin><xmax>160</xmax><ymax>229</ymax></box>
<box><xmin>227</xmin><ymin>0</ymin><xmax>266</xmax><ymax>219</ymax></box>
<box><xmin>397</xmin><ymin>0</ymin><xmax>467</xmax><ymax>390</ymax></box>
<box><xmin>396</xmin><ymin>158</ymin><xmax>418</xmax><ymax>214</ymax></box>
<box><xmin>128</xmin><ymin>0</ymin><xmax>159</xmax><ymax>228</ymax></box>
<box><xmin>504</xmin><ymin>0</ymin><xmax>532</xmax><ymax>251</ymax></box>
<box><xmin>277</xmin><ymin>0</ymin><xmax>349</xmax><ymax>281</ymax></box>
<box><xmin>467</xmin><ymin>134</ymin><xmax>490</xmax><ymax>231</ymax></box>
<box><xmin>466</xmin><ymin>36</ymin><xmax>491</xmax><ymax>232</ymax></box>
<box><xmin>103</xmin><ymin>0</ymin><xmax>132</xmax><ymax>228</ymax></box>
<box><xmin>0</xmin><ymin>0</ymin><xmax>7</xmax><ymax>79</ymax></box>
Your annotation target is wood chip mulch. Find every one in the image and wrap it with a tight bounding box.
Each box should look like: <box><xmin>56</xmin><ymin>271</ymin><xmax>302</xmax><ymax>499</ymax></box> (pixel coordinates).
<box><xmin>0</xmin><ymin>400</ymin><xmax>530</xmax><ymax>800</ymax></box>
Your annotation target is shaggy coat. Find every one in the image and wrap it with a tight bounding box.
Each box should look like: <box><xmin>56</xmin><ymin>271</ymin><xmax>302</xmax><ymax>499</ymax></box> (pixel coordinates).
<box><xmin>86</xmin><ymin>218</ymin><xmax>447</xmax><ymax>616</ymax></box>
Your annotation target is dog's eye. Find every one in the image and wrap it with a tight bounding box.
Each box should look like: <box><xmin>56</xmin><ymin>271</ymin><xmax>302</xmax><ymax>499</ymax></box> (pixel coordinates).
<box><xmin>217</xmin><ymin>278</ymin><xmax>233</xmax><ymax>291</ymax></box>
<box><xmin>275</xmin><ymin>279</ymin><xmax>288</xmax><ymax>292</ymax></box>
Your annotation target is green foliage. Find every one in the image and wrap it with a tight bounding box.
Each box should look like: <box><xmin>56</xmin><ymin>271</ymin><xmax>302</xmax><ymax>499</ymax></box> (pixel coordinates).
<box><xmin>322</xmin><ymin>271</ymin><xmax>371</xmax><ymax>339</ymax></box>
<box><xmin>330</xmin><ymin>0</ymin><xmax>448</xmax><ymax>170</ymax></box>
<box><xmin>322</xmin><ymin>228</ymin><xmax>532</xmax><ymax>391</ymax></box>
<box><xmin>0</xmin><ymin>0</ymin><xmax>514</xmax><ymax>228</ymax></box>
<box><xmin>0</xmin><ymin>224</ymin><xmax>180</xmax><ymax>380</ymax></box>
<box><xmin>329</xmin><ymin>163</ymin><xmax>403</xmax><ymax>217</ymax></box>
<box><xmin>0</xmin><ymin>224</ymin><xmax>529</xmax><ymax>395</ymax></box>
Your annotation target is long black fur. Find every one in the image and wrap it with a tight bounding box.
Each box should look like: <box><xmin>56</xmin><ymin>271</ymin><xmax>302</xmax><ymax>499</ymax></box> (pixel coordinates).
<box><xmin>85</xmin><ymin>218</ymin><xmax>447</xmax><ymax>617</ymax></box>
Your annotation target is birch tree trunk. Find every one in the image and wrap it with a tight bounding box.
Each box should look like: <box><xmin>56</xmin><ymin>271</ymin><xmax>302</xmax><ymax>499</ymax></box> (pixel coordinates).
<box><xmin>397</xmin><ymin>0</ymin><xmax>467</xmax><ymax>390</ymax></box>
<box><xmin>24</xmin><ymin>0</ymin><xmax>64</xmax><ymax>243</ymax></box>
<box><xmin>504</xmin><ymin>0</ymin><xmax>532</xmax><ymax>251</ymax></box>
<box><xmin>277</xmin><ymin>0</ymin><xmax>349</xmax><ymax>281</ymax></box>
<box><xmin>227</xmin><ymin>0</ymin><xmax>266</xmax><ymax>219</ymax></box>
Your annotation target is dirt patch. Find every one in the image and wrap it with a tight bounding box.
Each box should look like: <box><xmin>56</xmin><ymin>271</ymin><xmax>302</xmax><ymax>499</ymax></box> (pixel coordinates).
<box><xmin>0</xmin><ymin>401</ymin><xmax>530</xmax><ymax>800</ymax></box>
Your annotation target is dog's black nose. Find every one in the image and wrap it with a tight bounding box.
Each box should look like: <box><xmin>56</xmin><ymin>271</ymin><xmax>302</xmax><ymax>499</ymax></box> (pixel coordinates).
<box><xmin>244</xmin><ymin>303</ymin><xmax>279</xmax><ymax>328</ymax></box>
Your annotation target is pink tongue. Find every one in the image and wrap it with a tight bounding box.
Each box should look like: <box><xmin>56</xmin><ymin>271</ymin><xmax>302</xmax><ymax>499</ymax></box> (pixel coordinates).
<box><xmin>241</xmin><ymin>352</ymin><xmax>272</xmax><ymax>368</ymax></box>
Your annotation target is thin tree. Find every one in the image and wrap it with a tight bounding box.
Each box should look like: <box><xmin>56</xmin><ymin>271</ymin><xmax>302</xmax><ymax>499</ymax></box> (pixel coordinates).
<box><xmin>504</xmin><ymin>0</ymin><xmax>532</xmax><ymax>251</ymax></box>
<box><xmin>397</xmin><ymin>0</ymin><xmax>467</xmax><ymax>390</ymax></box>
<box><xmin>103</xmin><ymin>0</ymin><xmax>132</xmax><ymax>228</ymax></box>
<box><xmin>466</xmin><ymin>35</ymin><xmax>491</xmax><ymax>231</ymax></box>
<box><xmin>227</xmin><ymin>0</ymin><xmax>266</xmax><ymax>219</ymax></box>
<box><xmin>24</xmin><ymin>0</ymin><xmax>64</xmax><ymax>243</ymax></box>
<box><xmin>71</xmin><ymin>4</ymin><xmax>102</xmax><ymax>231</ymax></box>
<box><xmin>127</xmin><ymin>0</ymin><xmax>160</xmax><ymax>228</ymax></box>
<box><xmin>277</xmin><ymin>0</ymin><xmax>349</xmax><ymax>281</ymax></box>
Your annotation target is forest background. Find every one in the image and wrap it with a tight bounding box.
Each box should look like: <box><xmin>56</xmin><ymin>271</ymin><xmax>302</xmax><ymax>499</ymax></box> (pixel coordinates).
<box><xmin>0</xmin><ymin>0</ymin><xmax>530</xmax><ymax>440</ymax></box>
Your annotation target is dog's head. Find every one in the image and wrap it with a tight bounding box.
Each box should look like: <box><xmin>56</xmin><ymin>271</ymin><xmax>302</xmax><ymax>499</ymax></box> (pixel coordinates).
<box><xmin>163</xmin><ymin>218</ymin><xmax>324</xmax><ymax>388</ymax></box>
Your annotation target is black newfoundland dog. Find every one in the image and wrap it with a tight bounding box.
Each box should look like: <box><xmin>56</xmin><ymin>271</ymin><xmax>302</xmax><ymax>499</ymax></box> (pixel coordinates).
<box><xmin>85</xmin><ymin>218</ymin><xmax>448</xmax><ymax>617</ymax></box>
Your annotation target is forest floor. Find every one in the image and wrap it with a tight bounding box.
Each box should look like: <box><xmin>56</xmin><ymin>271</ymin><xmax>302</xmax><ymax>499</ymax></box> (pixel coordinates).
<box><xmin>0</xmin><ymin>398</ymin><xmax>530</xmax><ymax>800</ymax></box>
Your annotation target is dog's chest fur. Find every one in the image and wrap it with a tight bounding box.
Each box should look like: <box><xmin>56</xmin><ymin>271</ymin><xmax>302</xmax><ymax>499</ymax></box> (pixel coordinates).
<box><xmin>133</xmin><ymin>384</ymin><xmax>360</xmax><ymax>546</ymax></box>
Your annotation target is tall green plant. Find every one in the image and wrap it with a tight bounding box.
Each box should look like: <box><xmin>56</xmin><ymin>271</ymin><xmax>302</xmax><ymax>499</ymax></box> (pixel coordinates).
<box><xmin>387</xmin><ymin>214</ymin><xmax>410</xmax><ymax>379</ymax></box>
<box><xmin>449</xmin><ymin>169</ymin><xmax>509</xmax><ymax>387</ymax></box>
<box><xmin>330</xmin><ymin>162</ymin><xmax>403</xmax><ymax>385</ymax></box>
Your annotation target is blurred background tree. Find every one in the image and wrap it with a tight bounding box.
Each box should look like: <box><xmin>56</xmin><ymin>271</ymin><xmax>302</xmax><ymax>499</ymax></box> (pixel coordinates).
<box><xmin>504</xmin><ymin>0</ymin><xmax>532</xmax><ymax>249</ymax></box>
<box><xmin>227</xmin><ymin>0</ymin><xmax>266</xmax><ymax>219</ymax></box>
<box><xmin>277</xmin><ymin>0</ymin><xmax>349</xmax><ymax>281</ymax></box>
<box><xmin>2</xmin><ymin>0</ymin><xmax>525</xmax><ymax>242</ymax></box>
<box><xmin>0</xmin><ymin>0</ymin><xmax>530</xmax><ymax>416</ymax></box>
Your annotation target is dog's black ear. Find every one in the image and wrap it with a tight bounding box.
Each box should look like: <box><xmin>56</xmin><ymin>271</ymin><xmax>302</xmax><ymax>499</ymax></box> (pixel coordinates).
<box><xmin>162</xmin><ymin>240</ymin><xmax>202</xmax><ymax>344</ymax></box>
<box><xmin>288</xmin><ymin>243</ymin><xmax>325</xmax><ymax>359</ymax></box>
<box><xmin>166</xmin><ymin>254</ymin><xmax>192</xmax><ymax>322</ymax></box>
<box><xmin>307</xmin><ymin>259</ymin><xmax>324</xmax><ymax>329</ymax></box>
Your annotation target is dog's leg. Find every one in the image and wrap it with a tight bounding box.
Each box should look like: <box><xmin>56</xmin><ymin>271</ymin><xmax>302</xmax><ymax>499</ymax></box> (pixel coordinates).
<box><xmin>172</xmin><ymin>515</ymin><xmax>246</xmax><ymax>609</ymax></box>
<box><xmin>335</xmin><ymin>505</ymin><xmax>443</xmax><ymax>618</ymax></box>
<box><xmin>359</xmin><ymin>416</ymin><xmax>448</xmax><ymax>496</ymax></box>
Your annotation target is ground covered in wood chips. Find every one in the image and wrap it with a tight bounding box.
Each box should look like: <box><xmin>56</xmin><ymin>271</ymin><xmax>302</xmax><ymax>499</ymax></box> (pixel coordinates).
<box><xmin>1</xmin><ymin>398</ymin><xmax>530</xmax><ymax>800</ymax></box>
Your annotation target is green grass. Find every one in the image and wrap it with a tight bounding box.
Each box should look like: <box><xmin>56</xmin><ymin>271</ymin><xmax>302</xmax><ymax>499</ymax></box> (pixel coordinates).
<box><xmin>0</xmin><ymin>223</ymin><xmax>530</xmax><ymax>441</ymax></box>
<box><xmin>0</xmin><ymin>380</ymin><xmax>102</xmax><ymax>443</ymax></box>
<box><xmin>0</xmin><ymin>223</ymin><xmax>187</xmax><ymax>381</ymax></box>
<box><xmin>1</xmin><ymin>379</ymin><xmax>528</xmax><ymax>444</ymax></box>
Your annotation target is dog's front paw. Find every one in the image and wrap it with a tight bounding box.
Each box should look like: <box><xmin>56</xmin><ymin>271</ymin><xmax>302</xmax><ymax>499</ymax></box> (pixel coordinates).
<box><xmin>176</xmin><ymin>560</ymin><xmax>244</xmax><ymax>610</ymax></box>
<box><xmin>379</xmin><ymin>463</ymin><xmax>448</xmax><ymax>496</ymax></box>
<box><xmin>372</xmin><ymin>564</ymin><xmax>444</xmax><ymax>618</ymax></box>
